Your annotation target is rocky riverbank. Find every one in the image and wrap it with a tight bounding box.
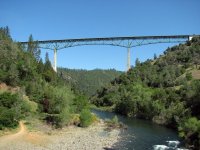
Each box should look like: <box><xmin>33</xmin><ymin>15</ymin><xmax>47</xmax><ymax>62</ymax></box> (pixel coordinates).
<box><xmin>0</xmin><ymin>121</ymin><xmax>120</xmax><ymax>150</ymax></box>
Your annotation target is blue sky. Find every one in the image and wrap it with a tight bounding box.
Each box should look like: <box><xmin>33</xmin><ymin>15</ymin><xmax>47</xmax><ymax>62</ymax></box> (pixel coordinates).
<box><xmin>1</xmin><ymin>0</ymin><xmax>200</xmax><ymax>71</ymax></box>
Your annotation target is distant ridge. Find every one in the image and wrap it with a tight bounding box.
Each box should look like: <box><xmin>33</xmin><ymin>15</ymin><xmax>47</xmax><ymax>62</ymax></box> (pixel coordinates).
<box><xmin>58</xmin><ymin>68</ymin><xmax>122</xmax><ymax>96</ymax></box>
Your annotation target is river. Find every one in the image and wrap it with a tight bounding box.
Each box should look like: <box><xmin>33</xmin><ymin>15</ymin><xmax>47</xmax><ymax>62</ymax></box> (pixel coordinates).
<box><xmin>92</xmin><ymin>109</ymin><xmax>187</xmax><ymax>150</ymax></box>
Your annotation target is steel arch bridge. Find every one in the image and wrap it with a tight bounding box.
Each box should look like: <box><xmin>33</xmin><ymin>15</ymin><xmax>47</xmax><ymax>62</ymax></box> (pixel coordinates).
<box><xmin>19</xmin><ymin>35</ymin><xmax>199</xmax><ymax>72</ymax></box>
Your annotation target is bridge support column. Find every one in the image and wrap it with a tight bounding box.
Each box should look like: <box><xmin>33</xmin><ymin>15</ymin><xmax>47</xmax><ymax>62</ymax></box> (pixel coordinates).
<box><xmin>127</xmin><ymin>47</ymin><xmax>131</xmax><ymax>71</ymax></box>
<box><xmin>53</xmin><ymin>48</ymin><xmax>57</xmax><ymax>72</ymax></box>
<box><xmin>189</xmin><ymin>36</ymin><xmax>193</xmax><ymax>41</ymax></box>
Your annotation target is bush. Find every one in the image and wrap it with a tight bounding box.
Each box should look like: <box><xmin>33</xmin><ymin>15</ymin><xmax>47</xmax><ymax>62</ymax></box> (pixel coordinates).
<box><xmin>178</xmin><ymin>117</ymin><xmax>200</xmax><ymax>149</ymax></box>
<box><xmin>73</xmin><ymin>95</ymin><xmax>89</xmax><ymax>113</ymax></box>
<box><xmin>57</xmin><ymin>108</ymin><xmax>71</xmax><ymax>127</ymax></box>
<box><xmin>71</xmin><ymin>114</ymin><xmax>80</xmax><ymax>126</ymax></box>
<box><xmin>79</xmin><ymin>109</ymin><xmax>93</xmax><ymax>127</ymax></box>
<box><xmin>0</xmin><ymin>92</ymin><xmax>30</xmax><ymax>129</ymax></box>
<box><xmin>0</xmin><ymin>107</ymin><xmax>18</xmax><ymax>128</ymax></box>
<box><xmin>186</xmin><ymin>72</ymin><xmax>192</xmax><ymax>81</ymax></box>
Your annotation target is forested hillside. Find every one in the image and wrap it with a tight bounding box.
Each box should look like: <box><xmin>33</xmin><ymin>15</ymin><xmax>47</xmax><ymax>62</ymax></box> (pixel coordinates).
<box><xmin>0</xmin><ymin>27</ymin><xmax>93</xmax><ymax>129</ymax></box>
<box><xmin>91</xmin><ymin>37</ymin><xmax>200</xmax><ymax>149</ymax></box>
<box><xmin>58</xmin><ymin>68</ymin><xmax>122</xmax><ymax>96</ymax></box>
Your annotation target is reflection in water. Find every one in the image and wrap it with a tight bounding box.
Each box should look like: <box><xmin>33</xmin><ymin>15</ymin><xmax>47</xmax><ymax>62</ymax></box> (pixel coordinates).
<box><xmin>92</xmin><ymin>109</ymin><xmax>187</xmax><ymax>150</ymax></box>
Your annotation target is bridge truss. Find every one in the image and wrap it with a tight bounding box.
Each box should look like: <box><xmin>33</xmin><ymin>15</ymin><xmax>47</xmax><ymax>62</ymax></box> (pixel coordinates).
<box><xmin>19</xmin><ymin>35</ymin><xmax>198</xmax><ymax>72</ymax></box>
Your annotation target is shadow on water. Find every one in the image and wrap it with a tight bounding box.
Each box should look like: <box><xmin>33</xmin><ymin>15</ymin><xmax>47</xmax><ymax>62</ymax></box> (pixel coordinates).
<box><xmin>92</xmin><ymin>109</ymin><xmax>185</xmax><ymax>150</ymax></box>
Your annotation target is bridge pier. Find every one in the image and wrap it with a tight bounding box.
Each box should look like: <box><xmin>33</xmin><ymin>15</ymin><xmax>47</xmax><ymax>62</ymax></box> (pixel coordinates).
<box><xmin>127</xmin><ymin>47</ymin><xmax>131</xmax><ymax>71</ymax></box>
<box><xmin>189</xmin><ymin>36</ymin><xmax>193</xmax><ymax>41</ymax></box>
<box><xmin>53</xmin><ymin>48</ymin><xmax>57</xmax><ymax>72</ymax></box>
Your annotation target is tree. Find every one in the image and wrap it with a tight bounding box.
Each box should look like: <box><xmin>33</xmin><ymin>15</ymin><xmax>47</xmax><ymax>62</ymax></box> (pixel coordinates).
<box><xmin>0</xmin><ymin>26</ymin><xmax>11</xmax><ymax>40</ymax></box>
<box><xmin>45</xmin><ymin>52</ymin><xmax>50</xmax><ymax>64</ymax></box>
<box><xmin>27</xmin><ymin>34</ymin><xmax>41</xmax><ymax>61</ymax></box>
<box><xmin>44</xmin><ymin>52</ymin><xmax>52</xmax><ymax>71</ymax></box>
<box><xmin>135</xmin><ymin>58</ymin><xmax>140</xmax><ymax>67</ymax></box>
<box><xmin>0</xmin><ymin>92</ymin><xmax>31</xmax><ymax>129</ymax></box>
<box><xmin>186</xmin><ymin>72</ymin><xmax>192</xmax><ymax>81</ymax></box>
<box><xmin>5</xmin><ymin>26</ymin><xmax>11</xmax><ymax>39</ymax></box>
<box><xmin>73</xmin><ymin>95</ymin><xmax>89</xmax><ymax>113</ymax></box>
<box><xmin>37</xmin><ymin>59</ymin><xmax>44</xmax><ymax>73</ymax></box>
<box><xmin>34</xmin><ymin>42</ymin><xmax>41</xmax><ymax>62</ymax></box>
<box><xmin>178</xmin><ymin>117</ymin><xmax>200</xmax><ymax>149</ymax></box>
<box><xmin>154</xmin><ymin>53</ymin><xmax>157</xmax><ymax>60</ymax></box>
<box><xmin>27</xmin><ymin>34</ymin><xmax>34</xmax><ymax>54</ymax></box>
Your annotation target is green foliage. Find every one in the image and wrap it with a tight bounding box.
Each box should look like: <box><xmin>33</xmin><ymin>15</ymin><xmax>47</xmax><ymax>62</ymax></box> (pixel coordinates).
<box><xmin>178</xmin><ymin>117</ymin><xmax>200</xmax><ymax>148</ymax></box>
<box><xmin>42</xmin><ymin>53</ymin><xmax>56</xmax><ymax>82</ymax></box>
<box><xmin>135</xmin><ymin>58</ymin><xmax>140</xmax><ymax>66</ymax></box>
<box><xmin>0</xmin><ymin>26</ymin><xmax>89</xmax><ymax>129</ymax></box>
<box><xmin>154</xmin><ymin>53</ymin><xmax>157</xmax><ymax>60</ymax></box>
<box><xmin>186</xmin><ymin>72</ymin><xmax>192</xmax><ymax>81</ymax></box>
<box><xmin>41</xmin><ymin>84</ymin><xmax>75</xmax><ymax>127</ymax></box>
<box><xmin>105</xmin><ymin>115</ymin><xmax>125</xmax><ymax>130</ymax></box>
<box><xmin>27</xmin><ymin>34</ymin><xmax>41</xmax><ymax>62</ymax></box>
<box><xmin>73</xmin><ymin>95</ymin><xmax>89</xmax><ymax>113</ymax></box>
<box><xmin>105</xmin><ymin>115</ymin><xmax>119</xmax><ymax>127</ymax></box>
<box><xmin>0</xmin><ymin>92</ymin><xmax>31</xmax><ymax>129</ymax></box>
<box><xmin>0</xmin><ymin>108</ymin><xmax>17</xmax><ymax>129</ymax></box>
<box><xmin>25</xmin><ymin>81</ymin><xmax>44</xmax><ymax>103</ymax></box>
<box><xmin>0</xmin><ymin>26</ymin><xmax>11</xmax><ymax>40</ymax></box>
<box><xmin>111</xmin><ymin>115</ymin><xmax>118</xmax><ymax>124</ymax></box>
<box><xmin>79</xmin><ymin>109</ymin><xmax>93</xmax><ymax>127</ymax></box>
<box><xmin>91</xmin><ymin>36</ymin><xmax>200</xmax><ymax>149</ymax></box>
<box><xmin>0</xmin><ymin>28</ymin><xmax>19</xmax><ymax>86</ymax></box>
<box><xmin>42</xmin><ymin>85</ymin><xmax>74</xmax><ymax>114</ymax></box>
<box><xmin>58</xmin><ymin>68</ymin><xmax>122</xmax><ymax>96</ymax></box>
<box><xmin>180</xmin><ymin>80</ymin><xmax>200</xmax><ymax>118</ymax></box>
<box><xmin>49</xmin><ymin>108</ymin><xmax>72</xmax><ymax>128</ymax></box>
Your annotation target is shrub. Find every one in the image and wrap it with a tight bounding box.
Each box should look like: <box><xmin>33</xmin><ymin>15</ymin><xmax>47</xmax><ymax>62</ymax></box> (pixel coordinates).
<box><xmin>0</xmin><ymin>92</ymin><xmax>30</xmax><ymax>129</ymax></box>
<box><xmin>106</xmin><ymin>115</ymin><xmax>118</xmax><ymax>127</ymax></box>
<box><xmin>105</xmin><ymin>115</ymin><xmax>125</xmax><ymax>130</ymax></box>
<box><xmin>186</xmin><ymin>72</ymin><xmax>192</xmax><ymax>81</ymax></box>
<box><xmin>178</xmin><ymin>117</ymin><xmax>200</xmax><ymax>149</ymax></box>
<box><xmin>58</xmin><ymin>108</ymin><xmax>71</xmax><ymax>127</ymax></box>
<box><xmin>71</xmin><ymin>114</ymin><xmax>80</xmax><ymax>126</ymax></box>
<box><xmin>79</xmin><ymin>109</ymin><xmax>93</xmax><ymax>127</ymax></box>
<box><xmin>73</xmin><ymin>95</ymin><xmax>89</xmax><ymax>113</ymax></box>
<box><xmin>0</xmin><ymin>107</ymin><xmax>18</xmax><ymax>128</ymax></box>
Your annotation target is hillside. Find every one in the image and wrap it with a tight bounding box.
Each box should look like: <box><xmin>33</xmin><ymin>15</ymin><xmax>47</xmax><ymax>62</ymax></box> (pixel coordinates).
<box><xmin>0</xmin><ymin>27</ymin><xmax>93</xmax><ymax>130</ymax></box>
<box><xmin>91</xmin><ymin>37</ymin><xmax>200</xmax><ymax>149</ymax></box>
<box><xmin>58</xmin><ymin>68</ymin><xmax>122</xmax><ymax>96</ymax></box>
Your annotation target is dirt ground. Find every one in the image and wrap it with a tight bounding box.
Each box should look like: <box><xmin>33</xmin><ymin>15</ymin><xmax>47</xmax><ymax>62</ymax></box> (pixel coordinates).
<box><xmin>0</xmin><ymin>121</ymin><xmax>120</xmax><ymax>150</ymax></box>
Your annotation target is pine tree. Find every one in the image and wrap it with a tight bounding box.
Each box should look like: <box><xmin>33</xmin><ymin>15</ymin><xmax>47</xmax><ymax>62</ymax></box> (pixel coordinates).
<box><xmin>37</xmin><ymin>58</ymin><xmax>44</xmax><ymax>73</ymax></box>
<box><xmin>43</xmin><ymin>52</ymin><xmax>55</xmax><ymax>82</ymax></box>
<box><xmin>27</xmin><ymin>34</ymin><xmax>34</xmax><ymax>54</ymax></box>
<box><xmin>45</xmin><ymin>52</ymin><xmax>49</xmax><ymax>63</ymax></box>
<box><xmin>34</xmin><ymin>42</ymin><xmax>41</xmax><ymax>62</ymax></box>
<box><xmin>135</xmin><ymin>58</ymin><xmax>140</xmax><ymax>67</ymax></box>
<box><xmin>154</xmin><ymin>53</ymin><xmax>157</xmax><ymax>60</ymax></box>
<box><xmin>5</xmin><ymin>26</ymin><xmax>11</xmax><ymax>39</ymax></box>
<box><xmin>44</xmin><ymin>52</ymin><xmax>52</xmax><ymax>71</ymax></box>
<box><xmin>27</xmin><ymin>35</ymin><xmax>41</xmax><ymax>61</ymax></box>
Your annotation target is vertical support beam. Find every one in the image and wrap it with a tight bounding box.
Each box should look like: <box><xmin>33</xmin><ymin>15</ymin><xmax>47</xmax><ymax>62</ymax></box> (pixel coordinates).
<box><xmin>127</xmin><ymin>47</ymin><xmax>131</xmax><ymax>71</ymax></box>
<box><xmin>54</xmin><ymin>48</ymin><xmax>57</xmax><ymax>72</ymax></box>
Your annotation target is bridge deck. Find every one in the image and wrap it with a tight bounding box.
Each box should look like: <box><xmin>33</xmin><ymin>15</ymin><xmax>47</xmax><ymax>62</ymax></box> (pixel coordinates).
<box><xmin>19</xmin><ymin>35</ymin><xmax>199</xmax><ymax>44</ymax></box>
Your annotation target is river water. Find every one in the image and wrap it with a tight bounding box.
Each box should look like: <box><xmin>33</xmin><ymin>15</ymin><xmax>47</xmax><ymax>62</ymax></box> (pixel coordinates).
<box><xmin>92</xmin><ymin>109</ymin><xmax>187</xmax><ymax>150</ymax></box>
